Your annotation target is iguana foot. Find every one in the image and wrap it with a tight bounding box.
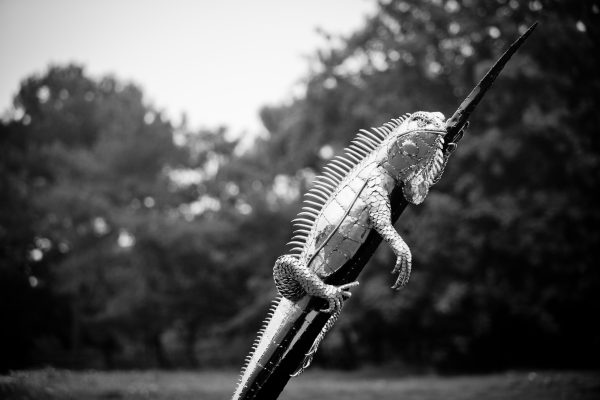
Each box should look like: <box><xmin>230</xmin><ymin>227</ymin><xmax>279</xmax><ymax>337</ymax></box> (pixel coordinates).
<box><xmin>320</xmin><ymin>281</ymin><xmax>359</xmax><ymax>313</ymax></box>
<box><xmin>445</xmin><ymin>120</ymin><xmax>467</xmax><ymax>154</ymax></box>
<box><xmin>391</xmin><ymin>246</ymin><xmax>412</xmax><ymax>290</ymax></box>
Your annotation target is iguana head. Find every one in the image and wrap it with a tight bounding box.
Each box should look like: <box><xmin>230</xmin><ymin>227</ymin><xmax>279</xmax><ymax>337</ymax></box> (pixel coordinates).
<box><xmin>386</xmin><ymin>111</ymin><xmax>447</xmax><ymax>205</ymax></box>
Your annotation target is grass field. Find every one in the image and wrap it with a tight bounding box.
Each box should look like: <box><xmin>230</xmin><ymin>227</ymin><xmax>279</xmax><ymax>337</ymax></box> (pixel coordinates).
<box><xmin>1</xmin><ymin>368</ymin><xmax>598</xmax><ymax>400</ymax></box>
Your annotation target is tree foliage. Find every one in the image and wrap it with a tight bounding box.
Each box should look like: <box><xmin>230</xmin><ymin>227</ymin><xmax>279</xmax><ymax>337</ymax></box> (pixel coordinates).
<box><xmin>1</xmin><ymin>0</ymin><xmax>599</xmax><ymax>372</ymax></box>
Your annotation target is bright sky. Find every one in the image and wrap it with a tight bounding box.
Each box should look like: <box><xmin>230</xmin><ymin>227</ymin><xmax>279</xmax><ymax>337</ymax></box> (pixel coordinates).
<box><xmin>0</xmin><ymin>0</ymin><xmax>375</xmax><ymax>135</ymax></box>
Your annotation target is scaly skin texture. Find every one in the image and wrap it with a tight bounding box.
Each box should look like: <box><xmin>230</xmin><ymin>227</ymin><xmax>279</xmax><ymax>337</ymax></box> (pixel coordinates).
<box><xmin>233</xmin><ymin>111</ymin><xmax>462</xmax><ymax>399</ymax></box>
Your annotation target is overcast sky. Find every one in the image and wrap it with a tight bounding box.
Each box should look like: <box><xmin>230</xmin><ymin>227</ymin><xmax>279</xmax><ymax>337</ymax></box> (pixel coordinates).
<box><xmin>0</xmin><ymin>0</ymin><xmax>375</xmax><ymax>135</ymax></box>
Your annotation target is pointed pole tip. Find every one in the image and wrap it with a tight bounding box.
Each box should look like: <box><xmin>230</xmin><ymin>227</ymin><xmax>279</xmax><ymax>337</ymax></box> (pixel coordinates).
<box><xmin>445</xmin><ymin>21</ymin><xmax>539</xmax><ymax>146</ymax></box>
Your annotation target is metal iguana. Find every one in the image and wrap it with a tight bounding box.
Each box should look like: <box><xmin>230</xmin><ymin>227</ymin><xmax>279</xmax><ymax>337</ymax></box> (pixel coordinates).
<box><xmin>232</xmin><ymin>23</ymin><xmax>537</xmax><ymax>400</ymax></box>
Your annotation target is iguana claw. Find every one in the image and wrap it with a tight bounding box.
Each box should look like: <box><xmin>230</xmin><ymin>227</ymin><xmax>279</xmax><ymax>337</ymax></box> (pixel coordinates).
<box><xmin>450</xmin><ymin>121</ymin><xmax>468</xmax><ymax>149</ymax></box>
<box><xmin>446</xmin><ymin>142</ymin><xmax>458</xmax><ymax>153</ymax></box>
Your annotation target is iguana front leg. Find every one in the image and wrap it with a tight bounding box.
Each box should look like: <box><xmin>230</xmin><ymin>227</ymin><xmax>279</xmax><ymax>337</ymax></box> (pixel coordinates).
<box><xmin>365</xmin><ymin>170</ymin><xmax>412</xmax><ymax>289</ymax></box>
<box><xmin>273</xmin><ymin>254</ymin><xmax>358</xmax><ymax>312</ymax></box>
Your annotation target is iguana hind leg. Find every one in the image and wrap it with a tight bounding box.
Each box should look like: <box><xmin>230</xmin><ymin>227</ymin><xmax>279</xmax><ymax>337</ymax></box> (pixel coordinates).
<box><xmin>273</xmin><ymin>254</ymin><xmax>358</xmax><ymax>312</ymax></box>
<box><xmin>273</xmin><ymin>255</ymin><xmax>358</xmax><ymax>376</ymax></box>
<box><xmin>365</xmin><ymin>171</ymin><xmax>412</xmax><ymax>289</ymax></box>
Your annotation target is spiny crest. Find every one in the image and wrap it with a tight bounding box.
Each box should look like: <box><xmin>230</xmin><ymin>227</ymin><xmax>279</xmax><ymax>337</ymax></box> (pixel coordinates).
<box><xmin>237</xmin><ymin>296</ymin><xmax>281</xmax><ymax>380</ymax></box>
<box><xmin>286</xmin><ymin>113</ymin><xmax>411</xmax><ymax>254</ymax></box>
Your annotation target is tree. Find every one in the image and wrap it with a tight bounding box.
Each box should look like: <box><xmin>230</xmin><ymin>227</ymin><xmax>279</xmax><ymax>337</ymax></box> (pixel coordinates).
<box><xmin>3</xmin><ymin>65</ymin><xmax>196</xmax><ymax>367</ymax></box>
<box><xmin>1</xmin><ymin>64</ymin><xmax>295</xmax><ymax>369</ymax></box>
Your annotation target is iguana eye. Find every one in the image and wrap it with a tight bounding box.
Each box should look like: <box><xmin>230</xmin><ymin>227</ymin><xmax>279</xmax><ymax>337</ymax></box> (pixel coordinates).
<box><xmin>414</xmin><ymin>116</ymin><xmax>427</xmax><ymax>128</ymax></box>
<box><xmin>401</xmin><ymin>140</ymin><xmax>418</xmax><ymax>156</ymax></box>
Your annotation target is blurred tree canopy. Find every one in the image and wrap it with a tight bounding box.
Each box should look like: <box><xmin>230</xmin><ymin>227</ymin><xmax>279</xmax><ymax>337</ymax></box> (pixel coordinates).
<box><xmin>1</xmin><ymin>0</ymin><xmax>599</xmax><ymax>372</ymax></box>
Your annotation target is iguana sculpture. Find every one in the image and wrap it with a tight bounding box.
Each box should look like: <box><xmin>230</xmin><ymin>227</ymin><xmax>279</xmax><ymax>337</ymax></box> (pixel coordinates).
<box><xmin>271</xmin><ymin>109</ymin><xmax>456</xmax><ymax>361</ymax></box>
<box><xmin>232</xmin><ymin>23</ymin><xmax>537</xmax><ymax>400</ymax></box>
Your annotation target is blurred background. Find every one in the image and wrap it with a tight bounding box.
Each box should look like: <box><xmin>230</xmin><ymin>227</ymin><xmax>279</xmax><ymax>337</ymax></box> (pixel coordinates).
<box><xmin>1</xmin><ymin>0</ymin><xmax>599</xmax><ymax>387</ymax></box>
